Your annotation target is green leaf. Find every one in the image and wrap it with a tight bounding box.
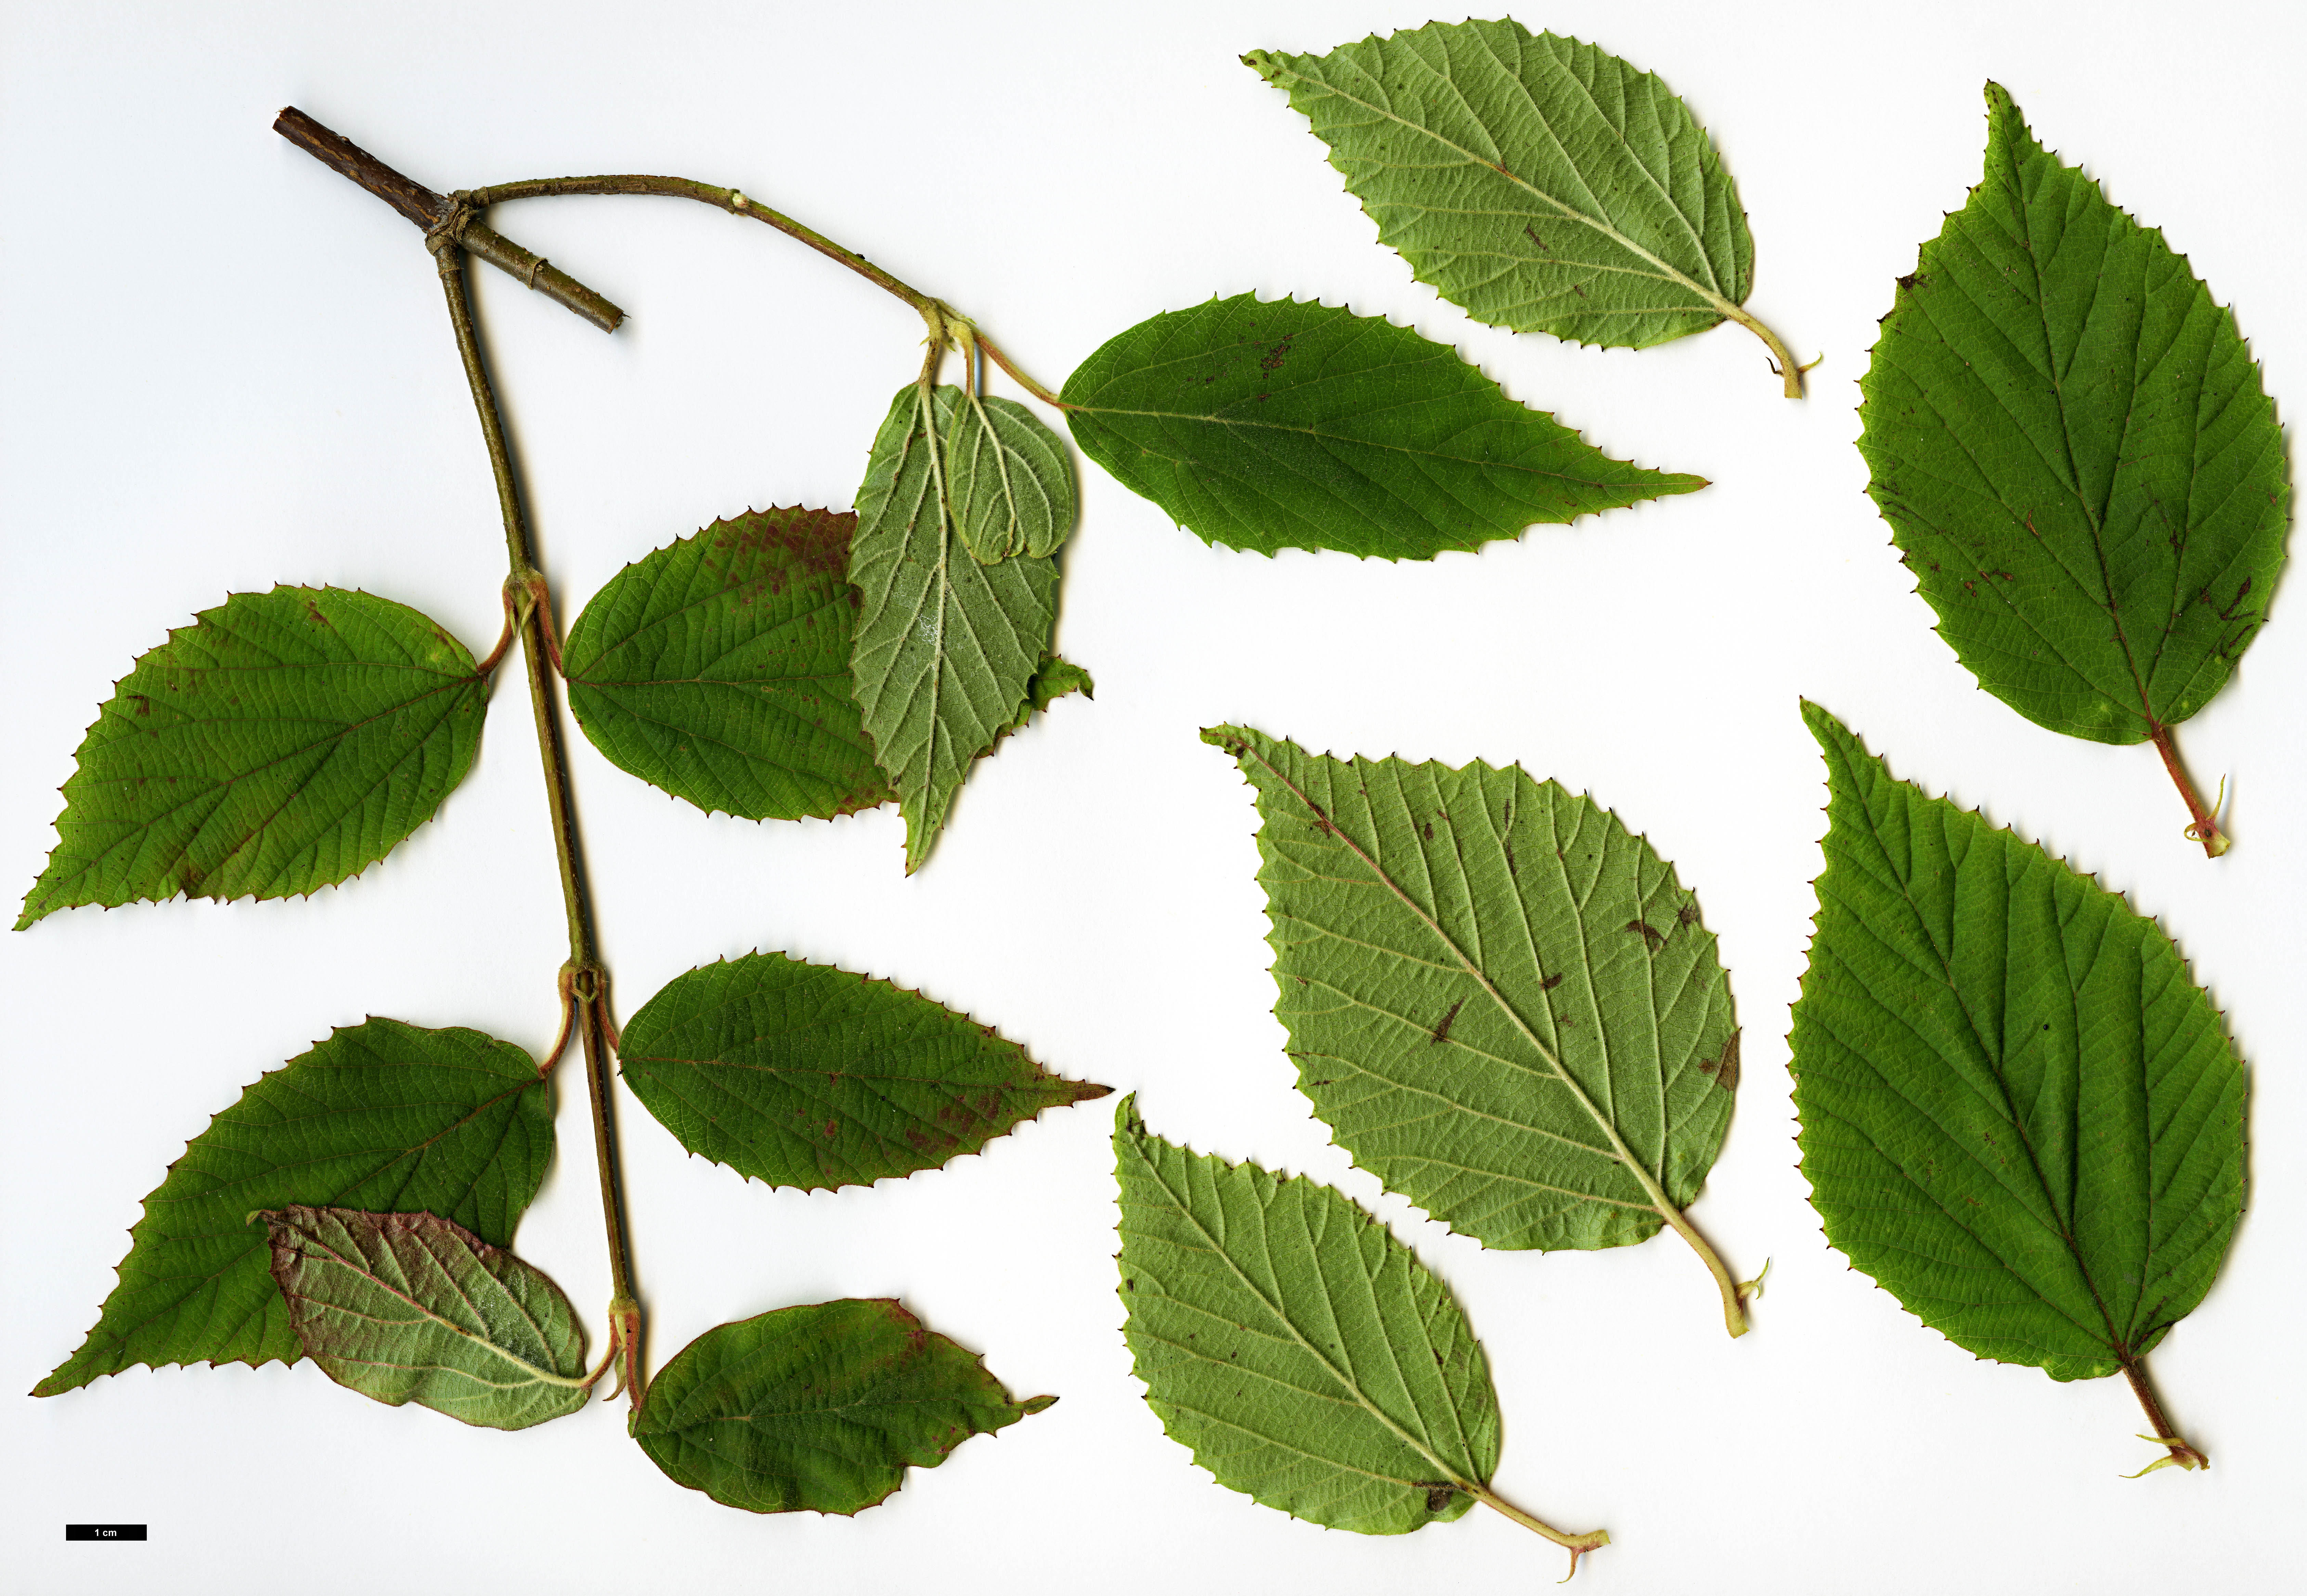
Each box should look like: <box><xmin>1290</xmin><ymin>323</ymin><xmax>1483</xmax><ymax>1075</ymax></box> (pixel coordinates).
<box><xmin>850</xmin><ymin>383</ymin><xmax>1062</xmax><ymax>871</ymax></box>
<box><xmin>1791</xmin><ymin>705</ymin><xmax>2243</xmax><ymax>1423</ymax></box>
<box><xmin>262</xmin><ymin>1206</ymin><xmax>589</xmax><ymax>1430</ymax></box>
<box><xmin>1113</xmin><ymin>1097</ymin><xmax>1605</xmax><ymax>1560</ymax></box>
<box><xmin>36</xmin><ymin>1018</ymin><xmax>552</xmax><ymax>1397</ymax></box>
<box><xmin>563</xmin><ymin>507</ymin><xmax>894</xmax><ymax>822</ymax></box>
<box><xmin>946</xmin><ymin>391</ymin><xmax>1077</xmax><ymax>563</ymax></box>
<box><xmin>632</xmin><ymin>1297</ymin><xmax>1051</xmax><ymax>1515</ymax></box>
<box><xmin>1244</xmin><ymin>22</ymin><xmax>1800</xmax><ymax>385</ymax></box>
<box><xmin>620</xmin><ymin>950</ymin><xmax>1110</xmax><ymax>1191</ymax></box>
<box><xmin>1203</xmin><ymin>725</ymin><xmax>1749</xmax><ymax>1334</ymax></box>
<box><xmin>1062</xmin><ymin>295</ymin><xmax>1703</xmax><ymax>559</ymax></box>
<box><xmin>1858</xmin><ymin>86</ymin><xmax>2287</xmax><ymax>752</ymax></box>
<box><xmin>20</xmin><ymin>586</ymin><xmax>487</xmax><ymax>929</ymax></box>
<box><xmin>1020</xmin><ymin>654</ymin><xmax>1093</xmax><ymax>714</ymax></box>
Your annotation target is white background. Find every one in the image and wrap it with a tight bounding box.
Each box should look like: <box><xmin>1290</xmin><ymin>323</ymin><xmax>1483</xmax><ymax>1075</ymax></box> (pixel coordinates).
<box><xmin>4</xmin><ymin>1</ymin><xmax>2303</xmax><ymax>1590</ymax></box>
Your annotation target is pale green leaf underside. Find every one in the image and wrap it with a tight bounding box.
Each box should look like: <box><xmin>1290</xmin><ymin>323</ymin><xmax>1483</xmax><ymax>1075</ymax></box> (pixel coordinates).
<box><xmin>1113</xmin><ymin>1097</ymin><xmax>1498</xmax><ymax>1534</ymax></box>
<box><xmin>947</xmin><ymin>392</ymin><xmax>1078</xmax><ymax>563</ymax></box>
<box><xmin>265</xmin><ymin>1206</ymin><xmax>588</xmax><ymax>1430</ymax></box>
<box><xmin>20</xmin><ymin>586</ymin><xmax>485</xmax><ymax>929</ymax></box>
<box><xmin>619</xmin><ymin>951</ymin><xmax>1109</xmax><ymax>1191</ymax></box>
<box><xmin>1859</xmin><ymin>84</ymin><xmax>2288</xmax><ymax>745</ymax></box>
<box><xmin>1245</xmin><ymin>20</ymin><xmax>1754</xmax><ymax>349</ymax></box>
<box><xmin>564</xmin><ymin>507</ymin><xmax>893</xmax><ymax>821</ymax></box>
<box><xmin>36</xmin><ymin>1019</ymin><xmax>552</xmax><ymax>1397</ymax></box>
<box><xmin>850</xmin><ymin>384</ymin><xmax>1061</xmax><ymax>871</ymax></box>
<box><xmin>1205</xmin><ymin>726</ymin><xmax>1736</xmax><ymax>1253</ymax></box>
<box><xmin>633</xmin><ymin>1297</ymin><xmax>1050</xmax><ymax>1515</ymax></box>
<box><xmin>1792</xmin><ymin>704</ymin><xmax>2245</xmax><ymax>1381</ymax></box>
<box><xmin>1063</xmin><ymin>295</ymin><xmax>1702</xmax><ymax>559</ymax></box>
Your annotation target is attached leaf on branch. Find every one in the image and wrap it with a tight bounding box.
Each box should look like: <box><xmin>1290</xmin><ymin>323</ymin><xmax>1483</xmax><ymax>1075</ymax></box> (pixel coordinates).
<box><xmin>1791</xmin><ymin>704</ymin><xmax>2243</xmax><ymax>1470</ymax></box>
<box><xmin>563</xmin><ymin>508</ymin><xmax>893</xmax><ymax>822</ymax></box>
<box><xmin>946</xmin><ymin>392</ymin><xmax>1077</xmax><ymax>563</ymax></box>
<box><xmin>1244</xmin><ymin>21</ymin><xmax>1803</xmax><ymax>392</ymax></box>
<box><xmin>620</xmin><ymin>950</ymin><xmax>1110</xmax><ymax>1190</ymax></box>
<box><xmin>1858</xmin><ymin>85</ymin><xmax>2287</xmax><ymax>854</ymax></box>
<box><xmin>1203</xmin><ymin>725</ymin><xmax>1750</xmax><ymax>1335</ymax></box>
<box><xmin>633</xmin><ymin>1297</ymin><xmax>1051</xmax><ymax>1514</ymax></box>
<box><xmin>849</xmin><ymin>384</ymin><xmax>1065</xmax><ymax>872</ymax></box>
<box><xmin>37</xmin><ymin>1019</ymin><xmax>552</xmax><ymax>1397</ymax></box>
<box><xmin>262</xmin><ymin>1206</ymin><xmax>590</xmax><ymax>1430</ymax></box>
<box><xmin>20</xmin><ymin>586</ymin><xmax>487</xmax><ymax>929</ymax></box>
<box><xmin>1114</xmin><ymin>1097</ymin><xmax>1606</xmax><ymax>1569</ymax></box>
<box><xmin>1063</xmin><ymin>295</ymin><xmax>1702</xmax><ymax>559</ymax></box>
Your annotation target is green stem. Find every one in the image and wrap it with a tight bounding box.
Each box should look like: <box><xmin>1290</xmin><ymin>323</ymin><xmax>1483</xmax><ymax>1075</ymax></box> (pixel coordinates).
<box><xmin>430</xmin><ymin>231</ymin><xmax>646</xmax><ymax>1408</ymax></box>
<box><xmin>1717</xmin><ymin>300</ymin><xmax>1810</xmax><ymax>399</ymax></box>
<box><xmin>1473</xmin><ymin>1487</ymin><xmax>1610</xmax><ymax>1580</ymax></box>
<box><xmin>461</xmin><ymin>173</ymin><xmax>1072</xmax><ymax>408</ymax></box>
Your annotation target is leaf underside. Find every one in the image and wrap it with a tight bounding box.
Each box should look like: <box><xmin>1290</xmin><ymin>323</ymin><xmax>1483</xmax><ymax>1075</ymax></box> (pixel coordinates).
<box><xmin>1063</xmin><ymin>295</ymin><xmax>1702</xmax><ymax>559</ymax></box>
<box><xmin>1791</xmin><ymin>704</ymin><xmax>2245</xmax><ymax>1381</ymax></box>
<box><xmin>1245</xmin><ymin>20</ymin><xmax>1754</xmax><ymax>349</ymax></box>
<box><xmin>265</xmin><ymin>1206</ymin><xmax>588</xmax><ymax>1430</ymax></box>
<box><xmin>619</xmin><ymin>950</ymin><xmax>1110</xmax><ymax>1191</ymax></box>
<box><xmin>1113</xmin><ymin>1097</ymin><xmax>1499</xmax><ymax>1534</ymax></box>
<box><xmin>37</xmin><ymin>1019</ymin><xmax>552</xmax><ymax>1397</ymax></box>
<box><xmin>20</xmin><ymin>586</ymin><xmax>485</xmax><ymax>929</ymax></box>
<box><xmin>1205</xmin><ymin>726</ymin><xmax>1736</xmax><ymax>1252</ymax></box>
<box><xmin>633</xmin><ymin>1297</ymin><xmax>1051</xmax><ymax>1515</ymax></box>
<box><xmin>946</xmin><ymin>392</ymin><xmax>1079</xmax><ymax>563</ymax></box>
<box><xmin>563</xmin><ymin>507</ymin><xmax>894</xmax><ymax>822</ymax></box>
<box><xmin>849</xmin><ymin>384</ymin><xmax>1063</xmax><ymax>871</ymax></box>
<box><xmin>1858</xmin><ymin>84</ymin><xmax>2289</xmax><ymax>745</ymax></box>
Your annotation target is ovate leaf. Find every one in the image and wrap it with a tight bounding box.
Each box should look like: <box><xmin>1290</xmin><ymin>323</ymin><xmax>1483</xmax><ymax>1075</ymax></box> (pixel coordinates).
<box><xmin>1063</xmin><ymin>295</ymin><xmax>1702</xmax><ymax>559</ymax></box>
<box><xmin>263</xmin><ymin>1206</ymin><xmax>589</xmax><ymax>1430</ymax></box>
<box><xmin>1244</xmin><ymin>22</ymin><xmax>1802</xmax><ymax>389</ymax></box>
<box><xmin>563</xmin><ymin>507</ymin><xmax>893</xmax><ymax>821</ymax></box>
<box><xmin>20</xmin><ymin>586</ymin><xmax>486</xmax><ymax>929</ymax></box>
<box><xmin>619</xmin><ymin>950</ymin><xmax>1110</xmax><ymax>1190</ymax></box>
<box><xmin>849</xmin><ymin>383</ymin><xmax>1062</xmax><ymax>872</ymax></box>
<box><xmin>633</xmin><ymin>1297</ymin><xmax>1051</xmax><ymax>1514</ymax></box>
<box><xmin>1791</xmin><ymin>705</ymin><xmax>2242</xmax><ymax>1458</ymax></box>
<box><xmin>37</xmin><ymin>1018</ymin><xmax>552</xmax><ymax>1396</ymax></box>
<box><xmin>946</xmin><ymin>392</ymin><xmax>1077</xmax><ymax>563</ymax></box>
<box><xmin>1204</xmin><ymin>725</ymin><xmax>1749</xmax><ymax>1333</ymax></box>
<box><xmin>1114</xmin><ymin>1098</ymin><xmax>1605</xmax><ymax>1562</ymax></box>
<box><xmin>1858</xmin><ymin>86</ymin><xmax>2286</xmax><ymax>828</ymax></box>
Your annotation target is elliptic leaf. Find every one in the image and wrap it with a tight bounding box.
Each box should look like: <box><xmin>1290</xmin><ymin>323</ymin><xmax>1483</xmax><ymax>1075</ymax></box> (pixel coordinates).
<box><xmin>1062</xmin><ymin>295</ymin><xmax>1702</xmax><ymax>559</ymax></box>
<box><xmin>619</xmin><ymin>950</ymin><xmax>1110</xmax><ymax>1191</ymax></box>
<box><xmin>632</xmin><ymin>1297</ymin><xmax>1051</xmax><ymax>1515</ymax></box>
<box><xmin>1244</xmin><ymin>23</ymin><xmax>1792</xmax><ymax>371</ymax></box>
<box><xmin>849</xmin><ymin>383</ymin><xmax>1062</xmax><ymax>872</ymax></box>
<box><xmin>37</xmin><ymin>1018</ymin><xmax>552</xmax><ymax>1397</ymax></box>
<box><xmin>563</xmin><ymin>507</ymin><xmax>893</xmax><ymax>821</ymax></box>
<box><xmin>1858</xmin><ymin>85</ymin><xmax>2288</xmax><ymax>748</ymax></box>
<box><xmin>945</xmin><ymin>392</ymin><xmax>1078</xmax><ymax>563</ymax></box>
<box><xmin>20</xmin><ymin>586</ymin><xmax>486</xmax><ymax>928</ymax></box>
<box><xmin>1791</xmin><ymin>704</ymin><xmax>2245</xmax><ymax>1387</ymax></box>
<box><xmin>1113</xmin><ymin>1098</ymin><xmax>1605</xmax><ymax>1561</ymax></box>
<box><xmin>262</xmin><ymin>1206</ymin><xmax>589</xmax><ymax>1430</ymax></box>
<box><xmin>1205</xmin><ymin>727</ymin><xmax>1738</xmax><ymax>1258</ymax></box>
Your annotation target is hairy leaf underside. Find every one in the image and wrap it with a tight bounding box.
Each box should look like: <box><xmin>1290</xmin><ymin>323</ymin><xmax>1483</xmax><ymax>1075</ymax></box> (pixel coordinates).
<box><xmin>633</xmin><ymin>1297</ymin><xmax>1051</xmax><ymax>1514</ymax></box>
<box><xmin>1245</xmin><ymin>20</ymin><xmax>1757</xmax><ymax>349</ymax></box>
<box><xmin>1791</xmin><ymin>704</ymin><xmax>2245</xmax><ymax>1381</ymax></box>
<box><xmin>1859</xmin><ymin>84</ymin><xmax>2288</xmax><ymax>745</ymax></box>
<box><xmin>563</xmin><ymin>507</ymin><xmax>893</xmax><ymax>821</ymax></box>
<box><xmin>21</xmin><ymin>586</ymin><xmax>485</xmax><ymax>928</ymax></box>
<box><xmin>1205</xmin><ymin>726</ymin><xmax>1737</xmax><ymax>1252</ymax></box>
<box><xmin>38</xmin><ymin>1019</ymin><xmax>551</xmax><ymax>1396</ymax></box>
<box><xmin>1064</xmin><ymin>295</ymin><xmax>1701</xmax><ymax>558</ymax></box>
<box><xmin>619</xmin><ymin>950</ymin><xmax>1109</xmax><ymax>1190</ymax></box>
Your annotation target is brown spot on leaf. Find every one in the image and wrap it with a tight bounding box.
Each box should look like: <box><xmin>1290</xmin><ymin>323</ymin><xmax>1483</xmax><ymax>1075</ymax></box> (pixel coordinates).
<box><xmin>2219</xmin><ymin>578</ymin><xmax>2254</xmax><ymax>620</ymax></box>
<box><xmin>1430</xmin><ymin>998</ymin><xmax>1465</xmax><ymax>1046</ymax></box>
<box><xmin>1421</xmin><ymin>820</ymin><xmax>1434</xmax><ymax>841</ymax></box>
<box><xmin>1676</xmin><ymin>903</ymin><xmax>1699</xmax><ymax>927</ymax></box>
<box><xmin>1523</xmin><ymin>224</ymin><xmax>1548</xmax><ymax>251</ymax></box>
<box><xmin>1539</xmin><ymin>972</ymin><xmax>1564</xmax><ymax>992</ymax></box>
<box><xmin>1259</xmin><ymin>336</ymin><xmax>1294</xmax><ymax>371</ymax></box>
<box><xmin>709</xmin><ymin>506</ymin><xmax>856</xmax><ymax>602</ymax></box>
<box><xmin>1626</xmin><ymin>919</ymin><xmax>1666</xmax><ymax>951</ymax></box>
<box><xmin>823</xmin><ymin>1118</ymin><xmax>840</xmax><ymax>1139</ymax></box>
<box><xmin>1423</xmin><ymin>1484</ymin><xmax>1456</xmax><ymax>1512</ymax></box>
<box><xmin>1698</xmin><ymin>1032</ymin><xmax>1741</xmax><ymax>1092</ymax></box>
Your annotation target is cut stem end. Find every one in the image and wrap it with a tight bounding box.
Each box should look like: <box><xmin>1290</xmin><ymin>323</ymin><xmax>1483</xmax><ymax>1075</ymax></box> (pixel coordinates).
<box><xmin>1473</xmin><ymin>1486</ymin><xmax>1608</xmax><ymax>1579</ymax></box>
